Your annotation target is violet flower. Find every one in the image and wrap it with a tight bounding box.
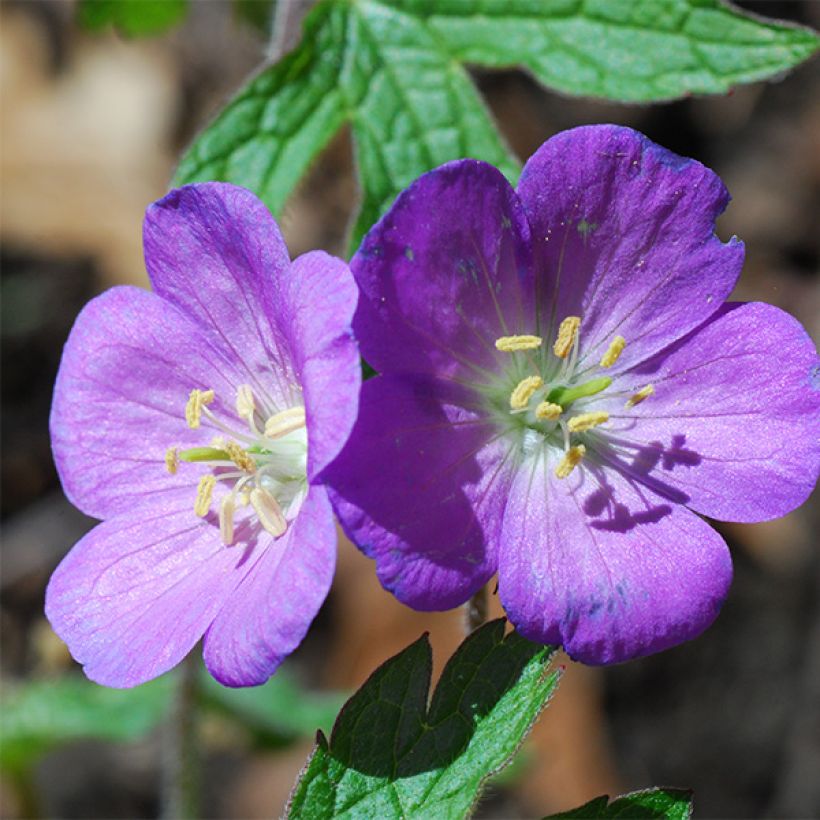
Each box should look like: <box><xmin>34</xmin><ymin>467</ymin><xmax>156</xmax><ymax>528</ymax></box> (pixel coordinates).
<box><xmin>326</xmin><ymin>125</ymin><xmax>820</xmax><ymax>664</ymax></box>
<box><xmin>46</xmin><ymin>183</ymin><xmax>359</xmax><ymax>687</ymax></box>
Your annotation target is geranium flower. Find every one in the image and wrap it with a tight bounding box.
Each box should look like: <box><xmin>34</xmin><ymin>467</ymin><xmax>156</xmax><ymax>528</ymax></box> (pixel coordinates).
<box><xmin>46</xmin><ymin>183</ymin><xmax>359</xmax><ymax>687</ymax></box>
<box><xmin>325</xmin><ymin>125</ymin><xmax>820</xmax><ymax>664</ymax></box>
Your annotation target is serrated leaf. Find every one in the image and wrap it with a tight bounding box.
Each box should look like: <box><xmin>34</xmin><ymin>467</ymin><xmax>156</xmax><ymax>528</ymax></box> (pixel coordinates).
<box><xmin>0</xmin><ymin>675</ymin><xmax>173</xmax><ymax>774</ymax></box>
<box><xmin>287</xmin><ymin>618</ymin><xmax>560</xmax><ymax>819</ymax></box>
<box><xmin>77</xmin><ymin>0</ymin><xmax>188</xmax><ymax>37</ymax></box>
<box><xmin>175</xmin><ymin>0</ymin><xmax>818</xmax><ymax>254</ymax></box>
<box><xmin>545</xmin><ymin>787</ymin><xmax>694</xmax><ymax>820</ymax></box>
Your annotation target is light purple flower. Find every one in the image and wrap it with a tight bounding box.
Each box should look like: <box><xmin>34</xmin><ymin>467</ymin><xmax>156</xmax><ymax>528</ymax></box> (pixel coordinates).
<box><xmin>325</xmin><ymin>125</ymin><xmax>820</xmax><ymax>665</ymax></box>
<box><xmin>46</xmin><ymin>183</ymin><xmax>359</xmax><ymax>687</ymax></box>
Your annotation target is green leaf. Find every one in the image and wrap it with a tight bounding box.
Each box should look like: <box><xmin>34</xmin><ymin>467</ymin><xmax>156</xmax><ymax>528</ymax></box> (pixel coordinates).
<box><xmin>0</xmin><ymin>675</ymin><xmax>173</xmax><ymax>774</ymax></box>
<box><xmin>175</xmin><ymin>0</ymin><xmax>818</xmax><ymax>253</ymax></box>
<box><xmin>287</xmin><ymin>618</ymin><xmax>560</xmax><ymax>819</ymax></box>
<box><xmin>545</xmin><ymin>787</ymin><xmax>694</xmax><ymax>820</ymax></box>
<box><xmin>77</xmin><ymin>0</ymin><xmax>188</xmax><ymax>37</ymax></box>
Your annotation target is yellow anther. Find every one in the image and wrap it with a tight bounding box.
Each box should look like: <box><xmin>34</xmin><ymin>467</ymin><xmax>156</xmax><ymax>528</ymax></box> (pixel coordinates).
<box><xmin>264</xmin><ymin>406</ymin><xmax>307</xmax><ymax>440</ymax></box>
<box><xmin>250</xmin><ymin>488</ymin><xmax>287</xmax><ymax>537</ymax></box>
<box><xmin>567</xmin><ymin>411</ymin><xmax>609</xmax><ymax>433</ymax></box>
<box><xmin>535</xmin><ymin>401</ymin><xmax>563</xmax><ymax>421</ymax></box>
<box><xmin>164</xmin><ymin>447</ymin><xmax>179</xmax><ymax>475</ymax></box>
<box><xmin>235</xmin><ymin>384</ymin><xmax>255</xmax><ymax>420</ymax></box>
<box><xmin>600</xmin><ymin>336</ymin><xmax>626</xmax><ymax>368</ymax></box>
<box><xmin>626</xmin><ymin>384</ymin><xmax>655</xmax><ymax>408</ymax></box>
<box><xmin>555</xmin><ymin>445</ymin><xmax>586</xmax><ymax>479</ymax></box>
<box><xmin>194</xmin><ymin>474</ymin><xmax>216</xmax><ymax>517</ymax></box>
<box><xmin>495</xmin><ymin>334</ymin><xmax>543</xmax><ymax>352</ymax></box>
<box><xmin>219</xmin><ymin>494</ymin><xmax>235</xmax><ymax>546</ymax></box>
<box><xmin>224</xmin><ymin>441</ymin><xmax>255</xmax><ymax>473</ymax></box>
<box><xmin>238</xmin><ymin>490</ymin><xmax>251</xmax><ymax>507</ymax></box>
<box><xmin>185</xmin><ymin>389</ymin><xmax>215</xmax><ymax>429</ymax></box>
<box><xmin>553</xmin><ymin>316</ymin><xmax>581</xmax><ymax>359</ymax></box>
<box><xmin>509</xmin><ymin>375</ymin><xmax>544</xmax><ymax>411</ymax></box>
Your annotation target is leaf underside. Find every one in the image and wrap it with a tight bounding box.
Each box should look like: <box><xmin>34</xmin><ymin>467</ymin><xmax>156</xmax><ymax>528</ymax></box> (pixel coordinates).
<box><xmin>544</xmin><ymin>787</ymin><xmax>694</xmax><ymax>820</ymax></box>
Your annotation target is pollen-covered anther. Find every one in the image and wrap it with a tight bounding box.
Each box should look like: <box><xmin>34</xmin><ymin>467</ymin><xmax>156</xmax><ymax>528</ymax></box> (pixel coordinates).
<box><xmin>626</xmin><ymin>384</ymin><xmax>655</xmax><ymax>408</ymax></box>
<box><xmin>600</xmin><ymin>336</ymin><xmax>626</xmax><ymax>368</ymax></box>
<box><xmin>250</xmin><ymin>488</ymin><xmax>287</xmax><ymax>537</ymax></box>
<box><xmin>164</xmin><ymin>447</ymin><xmax>179</xmax><ymax>475</ymax></box>
<box><xmin>219</xmin><ymin>494</ymin><xmax>235</xmax><ymax>546</ymax></box>
<box><xmin>194</xmin><ymin>474</ymin><xmax>216</xmax><ymax>517</ymax></box>
<box><xmin>553</xmin><ymin>316</ymin><xmax>581</xmax><ymax>359</ymax></box>
<box><xmin>567</xmin><ymin>411</ymin><xmax>609</xmax><ymax>433</ymax></box>
<box><xmin>555</xmin><ymin>445</ymin><xmax>586</xmax><ymax>479</ymax></box>
<box><xmin>225</xmin><ymin>441</ymin><xmax>255</xmax><ymax>473</ymax></box>
<box><xmin>535</xmin><ymin>401</ymin><xmax>562</xmax><ymax>421</ymax></box>
<box><xmin>185</xmin><ymin>388</ymin><xmax>215</xmax><ymax>429</ymax></box>
<box><xmin>509</xmin><ymin>375</ymin><xmax>543</xmax><ymax>411</ymax></box>
<box><xmin>235</xmin><ymin>384</ymin><xmax>255</xmax><ymax>420</ymax></box>
<box><xmin>264</xmin><ymin>407</ymin><xmax>307</xmax><ymax>439</ymax></box>
<box><xmin>495</xmin><ymin>334</ymin><xmax>543</xmax><ymax>352</ymax></box>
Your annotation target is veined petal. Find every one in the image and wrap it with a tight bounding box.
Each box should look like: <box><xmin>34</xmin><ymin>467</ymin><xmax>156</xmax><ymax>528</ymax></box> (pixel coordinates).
<box><xmin>283</xmin><ymin>252</ymin><xmax>360</xmax><ymax>482</ymax></box>
<box><xmin>599</xmin><ymin>302</ymin><xmax>820</xmax><ymax>523</ymax></box>
<box><xmin>203</xmin><ymin>487</ymin><xmax>336</xmax><ymax>687</ymax></box>
<box><xmin>499</xmin><ymin>452</ymin><xmax>732</xmax><ymax>664</ymax></box>
<box><xmin>50</xmin><ymin>286</ymin><xmax>241</xmax><ymax>520</ymax></box>
<box><xmin>44</xmin><ymin>489</ymin><xmax>265</xmax><ymax>688</ymax></box>
<box><xmin>518</xmin><ymin>125</ymin><xmax>743</xmax><ymax>374</ymax></box>
<box><xmin>325</xmin><ymin>374</ymin><xmax>512</xmax><ymax>610</ymax></box>
<box><xmin>143</xmin><ymin>183</ymin><xmax>299</xmax><ymax>409</ymax></box>
<box><xmin>351</xmin><ymin>160</ymin><xmax>534</xmax><ymax>381</ymax></box>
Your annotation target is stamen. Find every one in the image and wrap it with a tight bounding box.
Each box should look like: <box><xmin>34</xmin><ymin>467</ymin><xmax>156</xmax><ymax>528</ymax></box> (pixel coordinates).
<box><xmin>264</xmin><ymin>407</ymin><xmax>307</xmax><ymax>440</ymax></box>
<box><xmin>185</xmin><ymin>389</ymin><xmax>215</xmax><ymax>429</ymax></box>
<box><xmin>250</xmin><ymin>488</ymin><xmax>287</xmax><ymax>537</ymax></box>
<box><xmin>235</xmin><ymin>385</ymin><xmax>255</xmax><ymax>420</ymax></box>
<box><xmin>509</xmin><ymin>376</ymin><xmax>544</xmax><ymax>411</ymax></box>
<box><xmin>626</xmin><ymin>384</ymin><xmax>655</xmax><ymax>408</ymax></box>
<box><xmin>553</xmin><ymin>316</ymin><xmax>581</xmax><ymax>359</ymax></box>
<box><xmin>600</xmin><ymin>336</ymin><xmax>626</xmax><ymax>368</ymax></box>
<box><xmin>567</xmin><ymin>411</ymin><xmax>609</xmax><ymax>433</ymax></box>
<box><xmin>224</xmin><ymin>441</ymin><xmax>256</xmax><ymax>473</ymax></box>
<box><xmin>194</xmin><ymin>474</ymin><xmax>216</xmax><ymax>517</ymax></box>
<box><xmin>164</xmin><ymin>447</ymin><xmax>179</xmax><ymax>475</ymax></box>
<box><xmin>219</xmin><ymin>494</ymin><xmax>235</xmax><ymax>545</ymax></box>
<box><xmin>555</xmin><ymin>445</ymin><xmax>586</xmax><ymax>479</ymax></box>
<box><xmin>535</xmin><ymin>401</ymin><xmax>562</xmax><ymax>421</ymax></box>
<box><xmin>495</xmin><ymin>334</ymin><xmax>543</xmax><ymax>352</ymax></box>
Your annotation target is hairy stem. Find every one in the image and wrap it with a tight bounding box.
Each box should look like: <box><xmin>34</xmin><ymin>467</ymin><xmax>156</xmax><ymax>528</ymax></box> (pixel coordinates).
<box><xmin>464</xmin><ymin>585</ymin><xmax>489</xmax><ymax>634</ymax></box>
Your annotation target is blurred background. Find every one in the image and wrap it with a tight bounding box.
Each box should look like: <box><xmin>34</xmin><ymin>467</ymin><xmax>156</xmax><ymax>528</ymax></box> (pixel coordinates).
<box><xmin>1</xmin><ymin>1</ymin><xmax>818</xmax><ymax>817</ymax></box>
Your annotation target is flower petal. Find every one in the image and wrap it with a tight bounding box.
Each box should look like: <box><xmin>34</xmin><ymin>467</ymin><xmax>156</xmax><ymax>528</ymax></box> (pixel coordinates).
<box><xmin>283</xmin><ymin>251</ymin><xmax>360</xmax><ymax>481</ymax></box>
<box><xmin>325</xmin><ymin>374</ymin><xmax>512</xmax><ymax>610</ymax></box>
<box><xmin>351</xmin><ymin>160</ymin><xmax>534</xmax><ymax>382</ymax></box>
<box><xmin>143</xmin><ymin>183</ymin><xmax>299</xmax><ymax>408</ymax></box>
<box><xmin>517</xmin><ymin>125</ymin><xmax>744</xmax><ymax>373</ymax></box>
<box><xmin>499</xmin><ymin>453</ymin><xmax>732</xmax><ymax>664</ymax></box>
<box><xmin>45</xmin><ymin>489</ymin><xmax>265</xmax><ymax>688</ymax></box>
<box><xmin>50</xmin><ymin>286</ymin><xmax>243</xmax><ymax>520</ymax></box>
<box><xmin>598</xmin><ymin>302</ymin><xmax>820</xmax><ymax>522</ymax></box>
<box><xmin>202</xmin><ymin>487</ymin><xmax>336</xmax><ymax>687</ymax></box>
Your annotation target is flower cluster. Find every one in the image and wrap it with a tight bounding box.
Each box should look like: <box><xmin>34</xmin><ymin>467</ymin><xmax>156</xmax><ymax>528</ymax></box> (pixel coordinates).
<box><xmin>47</xmin><ymin>126</ymin><xmax>819</xmax><ymax>686</ymax></box>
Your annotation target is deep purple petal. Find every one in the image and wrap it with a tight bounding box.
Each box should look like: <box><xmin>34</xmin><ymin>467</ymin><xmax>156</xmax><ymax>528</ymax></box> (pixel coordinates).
<box><xmin>598</xmin><ymin>302</ymin><xmax>820</xmax><ymax>522</ymax></box>
<box><xmin>351</xmin><ymin>160</ymin><xmax>534</xmax><ymax>381</ymax></box>
<box><xmin>202</xmin><ymin>487</ymin><xmax>336</xmax><ymax>687</ymax></box>
<box><xmin>325</xmin><ymin>374</ymin><xmax>512</xmax><ymax>610</ymax></box>
<box><xmin>499</xmin><ymin>454</ymin><xmax>732</xmax><ymax>664</ymax></box>
<box><xmin>45</xmin><ymin>489</ymin><xmax>266</xmax><ymax>688</ymax></box>
<box><xmin>517</xmin><ymin>125</ymin><xmax>744</xmax><ymax>373</ymax></box>
<box><xmin>143</xmin><ymin>183</ymin><xmax>300</xmax><ymax>408</ymax></box>
<box><xmin>282</xmin><ymin>251</ymin><xmax>360</xmax><ymax>481</ymax></box>
<box><xmin>50</xmin><ymin>286</ymin><xmax>243</xmax><ymax>520</ymax></box>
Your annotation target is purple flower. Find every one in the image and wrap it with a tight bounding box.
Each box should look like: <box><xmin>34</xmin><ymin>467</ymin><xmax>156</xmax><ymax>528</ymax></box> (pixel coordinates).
<box><xmin>325</xmin><ymin>125</ymin><xmax>820</xmax><ymax>665</ymax></box>
<box><xmin>46</xmin><ymin>183</ymin><xmax>359</xmax><ymax>687</ymax></box>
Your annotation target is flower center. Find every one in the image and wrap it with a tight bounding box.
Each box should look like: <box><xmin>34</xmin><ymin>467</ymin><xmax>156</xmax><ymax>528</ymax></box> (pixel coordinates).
<box><xmin>494</xmin><ymin>319</ymin><xmax>654</xmax><ymax>479</ymax></box>
<box><xmin>165</xmin><ymin>385</ymin><xmax>308</xmax><ymax>545</ymax></box>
